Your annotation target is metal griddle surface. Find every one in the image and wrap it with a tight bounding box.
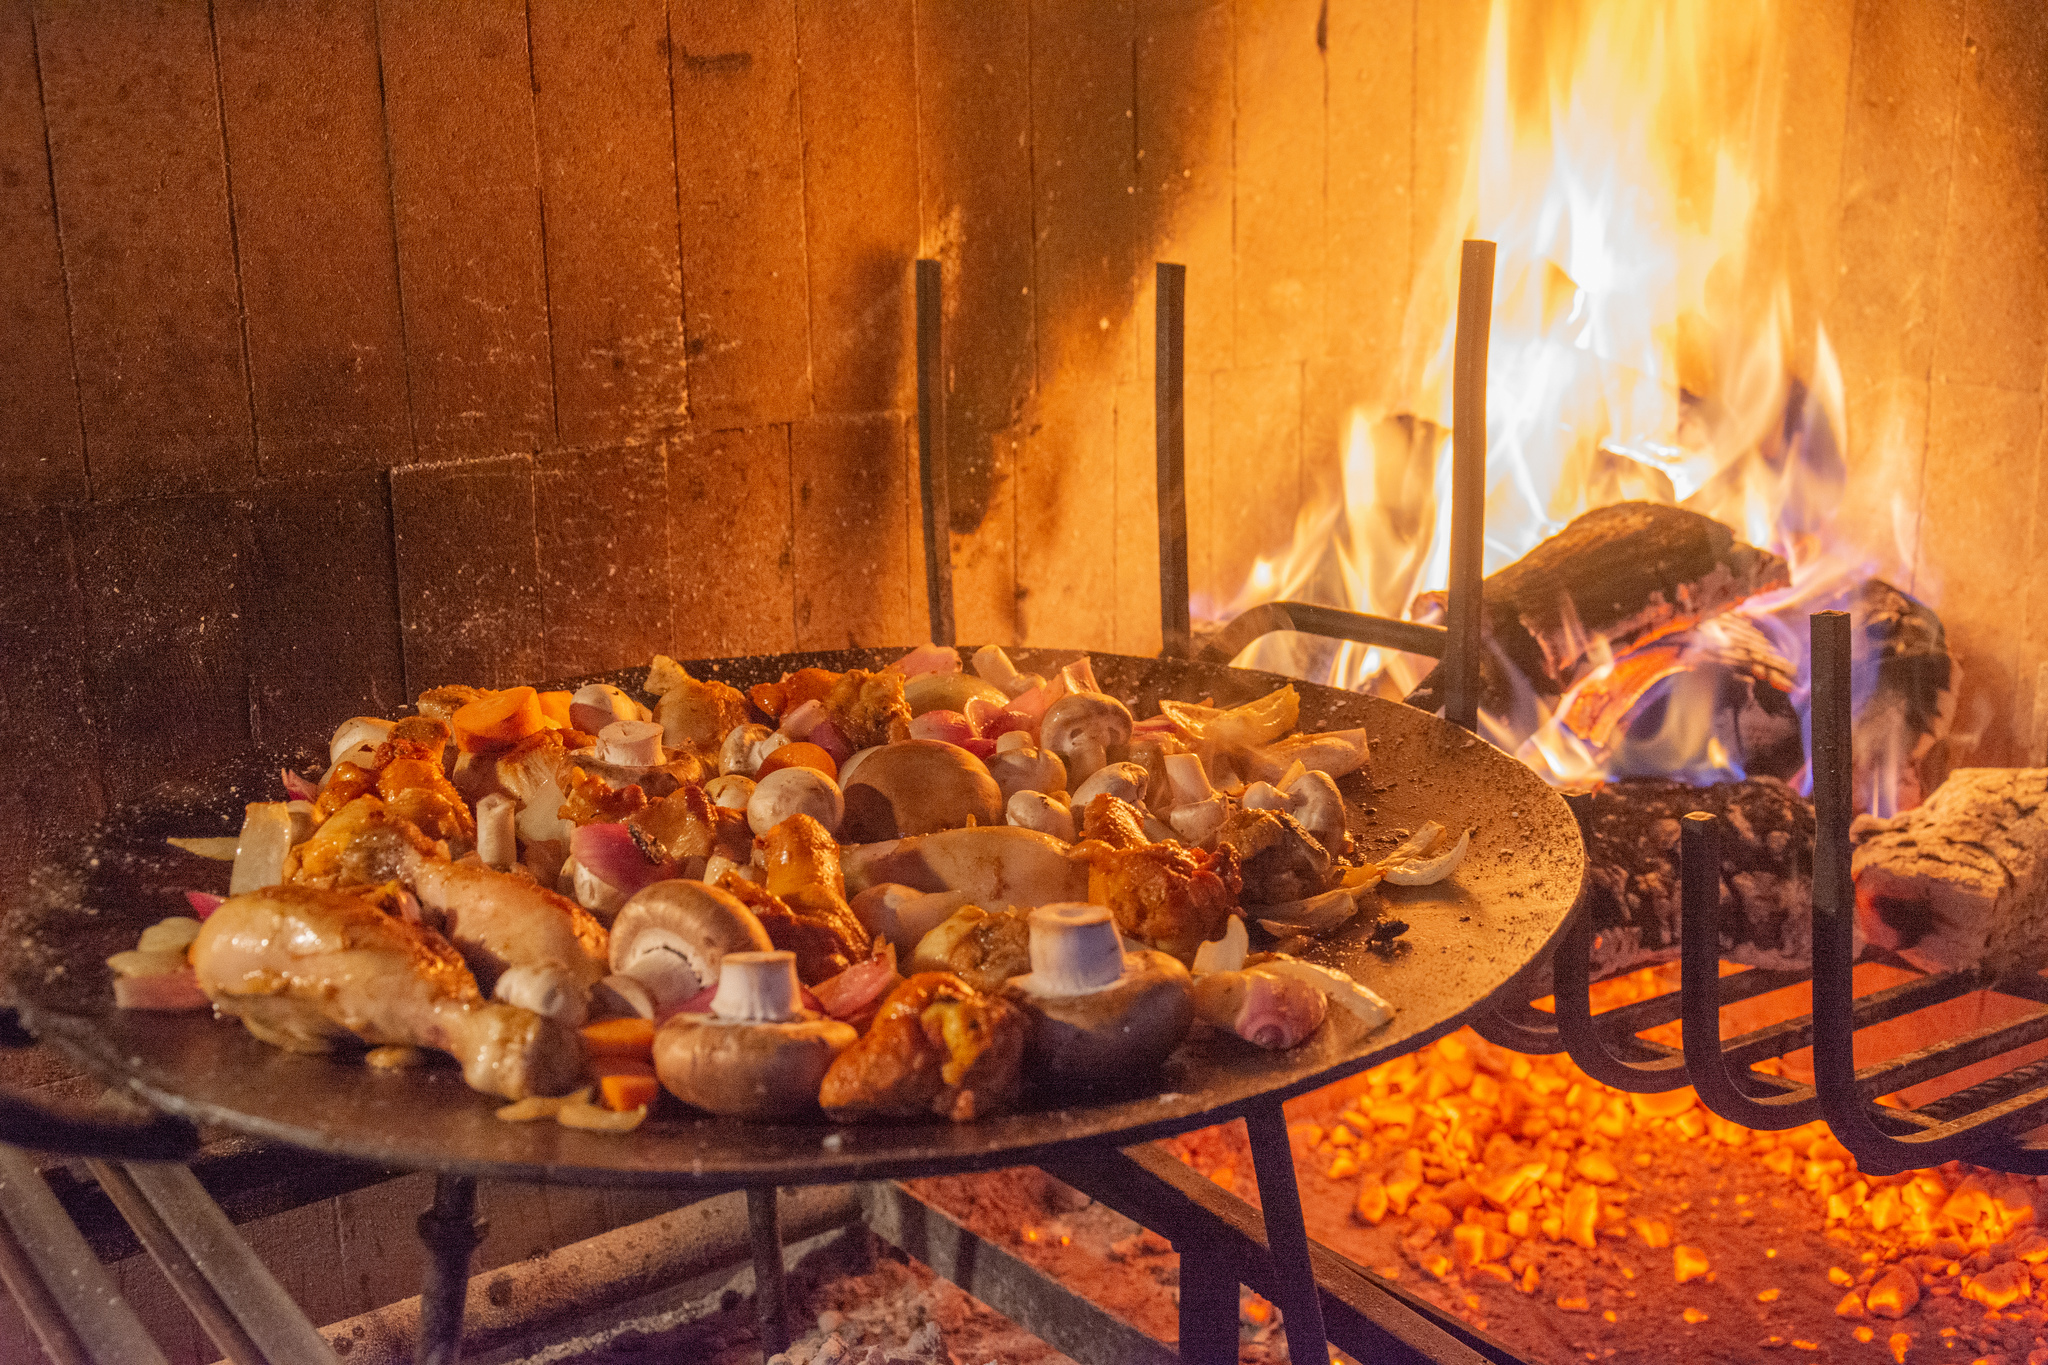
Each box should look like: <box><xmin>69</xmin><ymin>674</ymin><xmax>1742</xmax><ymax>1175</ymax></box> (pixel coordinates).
<box><xmin>6</xmin><ymin>649</ymin><xmax>1583</xmax><ymax>1189</ymax></box>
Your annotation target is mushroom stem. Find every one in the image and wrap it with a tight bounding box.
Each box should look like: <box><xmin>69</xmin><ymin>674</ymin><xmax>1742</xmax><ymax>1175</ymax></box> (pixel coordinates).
<box><xmin>1163</xmin><ymin>752</ymin><xmax>1216</xmax><ymax>806</ymax></box>
<box><xmin>1020</xmin><ymin>904</ymin><xmax>1125</xmax><ymax>997</ymax></box>
<box><xmin>476</xmin><ymin>793</ymin><xmax>518</xmax><ymax>871</ymax></box>
<box><xmin>710</xmin><ymin>951</ymin><xmax>803</xmax><ymax>1022</ymax></box>
<box><xmin>597</xmin><ymin>719</ymin><xmax>665</xmax><ymax>767</ymax></box>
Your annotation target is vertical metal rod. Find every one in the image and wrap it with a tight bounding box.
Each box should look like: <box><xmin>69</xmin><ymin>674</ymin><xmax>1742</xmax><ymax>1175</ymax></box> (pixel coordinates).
<box><xmin>1244</xmin><ymin>1100</ymin><xmax>1329</xmax><ymax>1364</ymax></box>
<box><xmin>415</xmin><ymin>1174</ymin><xmax>484</xmax><ymax>1365</ymax></box>
<box><xmin>748</xmin><ymin>1185</ymin><xmax>792</xmax><ymax>1358</ymax></box>
<box><xmin>1443</xmin><ymin>240</ymin><xmax>1496</xmax><ymax>733</ymax></box>
<box><xmin>1156</xmin><ymin>262</ymin><xmax>1192</xmax><ymax>657</ymax></box>
<box><xmin>1808</xmin><ymin>609</ymin><xmax>1864</xmax><ymax>1135</ymax></box>
<box><xmin>914</xmin><ymin>258</ymin><xmax>956</xmax><ymax>646</ymax></box>
<box><xmin>1173</xmin><ymin>1237</ymin><xmax>1240</xmax><ymax>1365</ymax></box>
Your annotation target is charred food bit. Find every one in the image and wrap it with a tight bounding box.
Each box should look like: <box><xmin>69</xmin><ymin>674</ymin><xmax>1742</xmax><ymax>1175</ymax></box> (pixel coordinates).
<box><xmin>818</xmin><ymin>971</ymin><xmax>1027</xmax><ymax>1122</ymax></box>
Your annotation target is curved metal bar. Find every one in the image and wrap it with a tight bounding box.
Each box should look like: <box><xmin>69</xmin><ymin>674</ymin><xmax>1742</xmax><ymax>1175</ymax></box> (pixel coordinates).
<box><xmin>1552</xmin><ymin>903</ymin><xmax>1691</xmax><ymax>1093</ymax></box>
<box><xmin>1678</xmin><ymin>813</ymin><xmax>1819</xmax><ymax>1128</ymax></box>
<box><xmin>1197</xmin><ymin>601</ymin><xmax>1448</xmax><ymax>666</ymax></box>
<box><xmin>1470</xmin><ymin>996</ymin><xmax>1566</xmax><ymax>1056</ymax></box>
<box><xmin>1805</xmin><ymin>610</ymin><xmax>2035</xmax><ymax>1174</ymax></box>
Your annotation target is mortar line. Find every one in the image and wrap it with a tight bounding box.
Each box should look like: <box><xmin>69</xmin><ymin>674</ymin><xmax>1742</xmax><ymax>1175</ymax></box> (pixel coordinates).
<box><xmin>26</xmin><ymin>9</ymin><xmax>91</xmax><ymax>502</ymax></box>
<box><xmin>523</xmin><ymin>0</ymin><xmax>563</xmax><ymax>452</ymax></box>
<box><xmin>205</xmin><ymin>0</ymin><xmax>262</xmax><ymax>484</ymax></box>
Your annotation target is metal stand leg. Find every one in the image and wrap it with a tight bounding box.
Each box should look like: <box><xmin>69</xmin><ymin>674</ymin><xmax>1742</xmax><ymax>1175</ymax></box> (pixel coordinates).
<box><xmin>416</xmin><ymin>1174</ymin><xmax>484</xmax><ymax>1365</ymax></box>
<box><xmin>749</xmin><ymin>1185</ymin><xmax>792</xmax><ymax>1358</ymax></box>
<box><xmin>1174</xmin><ymin>1236</ymin><xmax>1239</xmax><ymax>1365</ymax></box>
<box><xmin>1244</xmin><ymin>1100</ymin><xmax>1329</xmax><ymax>1365</ymax></box>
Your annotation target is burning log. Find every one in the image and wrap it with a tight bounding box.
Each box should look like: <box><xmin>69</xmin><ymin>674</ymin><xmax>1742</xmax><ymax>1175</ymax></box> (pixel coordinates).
<box><xmin>1851</xmin><ymin>578</ymin><xmax>1957</xmax><ymax>813</ymax></box>
<box><xmin>1852</xmin><ymin>769</ymin><xmax>2048</xmax><ymax>974</ymax></box>
<box><xmin>1573</xmin><ymin>776</ymin><xmax>1814</xmax><ymax>980</ymax></box>
<box><xmin>1407</xmin><ymin>502</ymin><xmax>1789</xmax><ymax>715</ymax></box>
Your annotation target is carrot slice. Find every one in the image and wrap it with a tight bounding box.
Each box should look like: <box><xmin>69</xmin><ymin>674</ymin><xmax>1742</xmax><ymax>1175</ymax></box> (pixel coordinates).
<box><xmin>600</xmin><ymin>1070</ymin><xmax>661</xmax><ymax>1113</ymax></box>
<box><xmin>452</xmin><ymin>687</ymin><xmax>545</xmax><ymax>753</ymax></box>
<box><xmin>581</xmin><ymin>1016</ymin><xmax>656</xmax><ymax>1060</ymax></box>
<box><xmin>536</xmin><ymin>690</ymin><xmax>575</xmax><ymax>729</ymax></box>
<box><xmin>756</xmin><ymin>742</ymin><xmax>837</xmax><ymax>780</ymax></box>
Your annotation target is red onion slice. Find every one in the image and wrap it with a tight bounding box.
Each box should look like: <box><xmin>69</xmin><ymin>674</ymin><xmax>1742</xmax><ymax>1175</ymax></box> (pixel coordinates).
<box><xmin>812</xmin><ymin>944</ymin><xmax>902</xmax><ymax>1023</ymax></box>
<box><xmin>780</xmin><ymin>698</ymin><xmax>828</xmax><ymax>740</ymax></box>
<box><xmin>807</xmin><ymin>718</ymin><xmax>853</xmax><ymax>765</ymax></box>
<box><xmin>183</xmin><ymin>890</ymin><xmax>225</xmax><ymax>920</ymax></box>
<box><xmin>908</xmin><ymin>709</ymin><xmax>975</xmax><ymax>746</ymax></box>
<box><xmin>569</xmin><ymin>823</ymin><xmax>674</xmax><ymax>898</ymax></box>
<box><xmin>891</xmin><ymin>643</ymin><xmax>962</xmax><ymax>677</ymax></box>
<box><xmin>281</xmin><ymin>769</ymin><xmax>319</xmax><ymax>802</ymax></box>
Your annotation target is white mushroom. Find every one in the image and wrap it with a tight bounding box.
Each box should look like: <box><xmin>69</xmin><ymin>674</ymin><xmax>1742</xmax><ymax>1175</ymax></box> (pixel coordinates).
<box><xmin>653</xmin><ymin>950</ymin><xmax>857</xmax><ymax>1120</ymax></box>
<box><xmin>719</xmin><ymin>723</ymin><xmax>786</xmax><ymax>777</ymax></box>
<box><xmin>1038</xmin><ymin>692</ymin><xmax>1133</xmax><ymax>787</ymax></box>
<box><xmin>1001</xmin><ymin>904</ymin><xmax>1194</xmax><ymax>1092</ymax></box>
<box><xmin>475</xmin><ymin>793</ymin><xmax>518</xmax><ymax>871</ymax></box>
<box><xmin>986</xmin><ymin>743</ymin><xmax>1067</xmax><ymax>803</ymax></box>
<box><xmin>570</xmin><ymin>683</ymin><xmax>650</xmax><ymax>735</ymax></box>
<box><xmin>1006</xmin><ymin>790</ymin><xmax>1076</xmax><ymax>842</ymax></box>
<box><xmin>1069</xmin><ymin>760</ymin><xmax>1148</xmax><ymax>810</ymax></box>
<box><xmin>971</xmin><ymin>645</ymin><xmax>1042</xmax><ymax>699</ymax></box>
<box><xmin>609</xmin><ymin>881</ymin><xmax>773</xmax><ymax>1014</ymax></box>
<box><xmin>1161</xmin><ymin>753</ymin><xmax>1231</xmax><ymax>846</ymax></box>
<box><xmin>748</xmin><ymin>767</ymin><xmax>845</xmax><ymax>837</ymax></box>
<box><xmin>597</xmin><ymin>719</ymin><xmax>665</xmax><ymax>768</ymax></box>
<box><xmin>590</xmin><ymin>973</ymin><xmax>657</xmax><ymax>1020</ymax></box>
<box><xmin>704</xmin><ymin>774</ymin><xmax>756</xmax><ymax>811</ymax></box>
<box><xmin>1241</xmin><ymin>781</ymin><xmax>1292</xmax><ymax>813</ymax></box>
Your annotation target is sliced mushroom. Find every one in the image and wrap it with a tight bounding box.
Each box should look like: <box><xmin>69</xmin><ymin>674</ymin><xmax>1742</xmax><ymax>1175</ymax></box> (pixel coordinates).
<box><xmin>904</xmin><ymin>671</ymin><xmax>1008</xmax><ymax>718</ymax></box>
<box><xmin>838</xmin><ymin>740</ymin><xmax>1003</xmax><ymax>842</ymax></box>
<box><xmin>1069</xmin><ymin>761</ymin><xmax>1149</xmax><ymax>811</ymax></box>
<box><xmin>609</xmin><ymin>880</ymin><xmax>774</xmax><ymax>1015</ymax></box>
<box><xmin>1039</xmin><ymin>692</ymin><xmax>1133</xmax><ymax>787</ymax></box>
<box><xmin>570</xmin><ymin>683</ymin><xmax>651</xmax><ymax>736</ymax></box>
<box><xmin>653</xmin><ymin>951</ymin><xmax>857</xmax><ymax>1120</ymax></box>
<box><xmin>1160</xmin><ymin>753</ymin><xmax>1230</xmax><ymax>846</ymax></box>
<box><xmin>1001</xmin><ymin>904</ymin><xmax>1194</xmax><ymax>1092</ymax></box>
<box><xmin>719</xmin><ymin>723</ymin><xmax>788</xmax><ymax>777</ymax></box>
<box><xmin>328</xmin><ymin>717</ymin><xmax>397</xmax><ymax>775</ymax></box>
<box><xmin>986</xmin><ymin>744</ymin><xmax>1068</xmax><ymax>804</ymax></box>
<box><xmin>491</xmin><ymin>963</ymin><xmax>589</xmax><ymax>1028</ymax></box>
<box><xmin>1006</xmin><ymin>790</ymin><xmax>1076</xmax><ymax>842</ymax></box>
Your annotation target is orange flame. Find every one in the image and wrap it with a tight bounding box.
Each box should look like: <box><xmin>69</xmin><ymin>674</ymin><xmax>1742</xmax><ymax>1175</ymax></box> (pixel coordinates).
<box><xmin>1209</xmin><ymin>0</ymin><xmax>1923</xmax><ymax>797</ymax></box>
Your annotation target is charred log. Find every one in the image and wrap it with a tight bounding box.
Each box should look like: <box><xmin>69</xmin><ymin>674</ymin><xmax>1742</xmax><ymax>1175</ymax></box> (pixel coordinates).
<box><xmin>1852</xmin><ymin>769</ymin><xmax>2048</xmax><ymax>974</ymax></box>
<box><xmin>1852</xmin><ymin>579</ymin><xmax>1958</xmax><ymax>812</ymax></box>
<box><xmin>1570</xmin><ymin>775</ymin><xmax>1815</xmax><ymax>981</ymax></box>
<box><xmin>1408</xmin><ymin>502</ymin><xmax>1788</xmax><ymax>714</ymax></box>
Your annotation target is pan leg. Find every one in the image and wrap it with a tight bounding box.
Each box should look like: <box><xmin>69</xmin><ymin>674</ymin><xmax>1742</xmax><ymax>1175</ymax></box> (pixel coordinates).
<box><xmin>1244</xmin><ymin>1099</ymin><xmax>1329</xmax><ymax>1364</ymax></box>
<box><xmin>748</xmin><ymin>1185</ymin><xmax>792</xmax><ymax>1357</ymax></box>
<box><xmin>415</xmin><ymin>1174</ymin><xmax>484</xmax><ymax>1365</ymax></box>
<box><xmin>1174</xmin><ymin>1236</ymin><xmax>1240</xmax><ymax>1365</ymax></box>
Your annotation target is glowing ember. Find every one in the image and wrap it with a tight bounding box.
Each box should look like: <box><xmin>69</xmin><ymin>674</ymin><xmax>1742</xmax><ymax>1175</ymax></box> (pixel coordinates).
<box><xmin>1206</xmin><ymin>0</ymin><xmax>1925</xmax><ymax>807</ymax></box>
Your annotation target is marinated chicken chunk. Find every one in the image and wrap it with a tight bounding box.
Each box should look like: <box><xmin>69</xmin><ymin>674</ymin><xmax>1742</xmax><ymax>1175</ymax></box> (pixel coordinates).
<box><xmin>818</xmin><ymin>972</ymin><xmax>1026</xmax><ymax>1122</ymax></box>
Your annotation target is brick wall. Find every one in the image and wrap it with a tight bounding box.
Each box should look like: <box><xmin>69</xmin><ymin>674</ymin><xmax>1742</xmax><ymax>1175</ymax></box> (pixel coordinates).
<box><xmin>1</xmin><ymin>0</ymin><xmax>2045</xmax><ymax>899</ymax></box>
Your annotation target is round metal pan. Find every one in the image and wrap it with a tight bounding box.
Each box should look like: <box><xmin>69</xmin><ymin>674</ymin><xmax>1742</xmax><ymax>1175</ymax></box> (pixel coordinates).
<box><xmin>5</xmin><ymin>648</ymin><xmax>1583</xmax><ymax>1189</ymax></box>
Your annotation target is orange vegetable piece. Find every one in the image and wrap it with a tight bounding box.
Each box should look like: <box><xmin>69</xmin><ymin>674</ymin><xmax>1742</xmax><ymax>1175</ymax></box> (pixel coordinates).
<box><xmin>581</xmin><ymin>1016</ymin><xmax>656</xmax><ymax>1060</ymax></box>
<box><xmin>537</xmin><ymin>690</ymin><xmax>574</xmax><ymax>728</ymax></box>
<box><xmin>757</xmin><ymin>742</ymin><xmax>837</xmax><ymax>780</ymax></box>
<box><xmin>451</xmin><ymin>687</ymin><xmax>546</xmax><ymax>754</ymax></box>
<box><xmin>599</xmin><ymin>1069</ymin><xmax>660</xmax><ymax>1113</ymax></box>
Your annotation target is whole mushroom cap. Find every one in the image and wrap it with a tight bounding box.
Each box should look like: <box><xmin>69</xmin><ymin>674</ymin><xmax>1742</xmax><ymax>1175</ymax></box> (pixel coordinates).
<box><xmin>839</xmin><ymin>740</ymin><xmax>1003</xmax><ymax>843</ymax></box>
<box><xmin>747</xmin><ymin>766</ymin><xmax>845</xmax><ymax>836</ymax></box>
<box><xmin>653</xmin><ymin>1013</ymin><xmax>857</xmax><ymax>1120</ymax></box>
<box><xmin>1003</xmin><ymin>948</ymin><xmax>1193</xmax><ymax>1093</ymax></box>
<box><xmin>1038</xmin><ymin>692</ymin><xmax>1133</xmax><ymax>786</ymax></box>
<box><xmin>609</xmin><ymin>880</ymin><xmax>773</xmax><ymax>1010</ymax></box>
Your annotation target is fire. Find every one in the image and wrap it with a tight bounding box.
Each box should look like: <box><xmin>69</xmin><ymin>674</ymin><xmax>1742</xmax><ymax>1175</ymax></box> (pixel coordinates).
<box><xmin>1208</xmin><ymin>0</ymin><xmax>1923</xmax><ymax>804</ymax></box>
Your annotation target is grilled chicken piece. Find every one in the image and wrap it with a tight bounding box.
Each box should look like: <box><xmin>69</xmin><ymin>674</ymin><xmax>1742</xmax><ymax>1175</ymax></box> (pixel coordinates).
<box><xmin>287</xmin><ymin>795</ymin><xmax>440</xmax><ymax>888</ymax></box>
<box><xmin>822</xmin><ymin>669</ymin><xmax>913</xmax><ymax>750</ymax></box>
<box><xmin>630</xmin><ymin>784</ymin><xmax>751</xmax><ymax>870</ymax></box>
<box><xmin>648</xmin><ymin>655</ymin><xmax>750</xmax><ymax>763</ymax></box>
<box><xmin>905</xmin><ymin>905</ymin><xmax>1032</xmax><ymax>993</ymax></box>
<box><xmin>190</xmin><ymin>885</ymin><xmax>584</xmax><ymax>1099</ymax></box>
<box><xmin>375</xmin><ymin>729</ymin><xmax>474</xmax><ymax>850</ymax></box>
<box><xmin>1074</xmin><ymin>805</ymin><xmax>1242</xmax><ymax>961</ymax></box>
<box><xmin>1213</xmin><ymin>805</ymin><xmax>1331</xmax><ymax>904</ymax></box>
<box><xmin>819</xmin><ymin>971</ymin><xmax>1026</xmax><ymax>1122</ymax></box>
<box><xmin>759</xmin><ymin>814</ymin><xmax>872</xmax><ymax>975</ymax></box>
<box><xmin>404</xmin><ymin>858</ymin><xmax>609</xmax><ymax>997</ymax></box>
<box><xmin>1081</xmin><ymin>793</ymin><xmax>1151</xmax><ymax>849</ymax></box>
